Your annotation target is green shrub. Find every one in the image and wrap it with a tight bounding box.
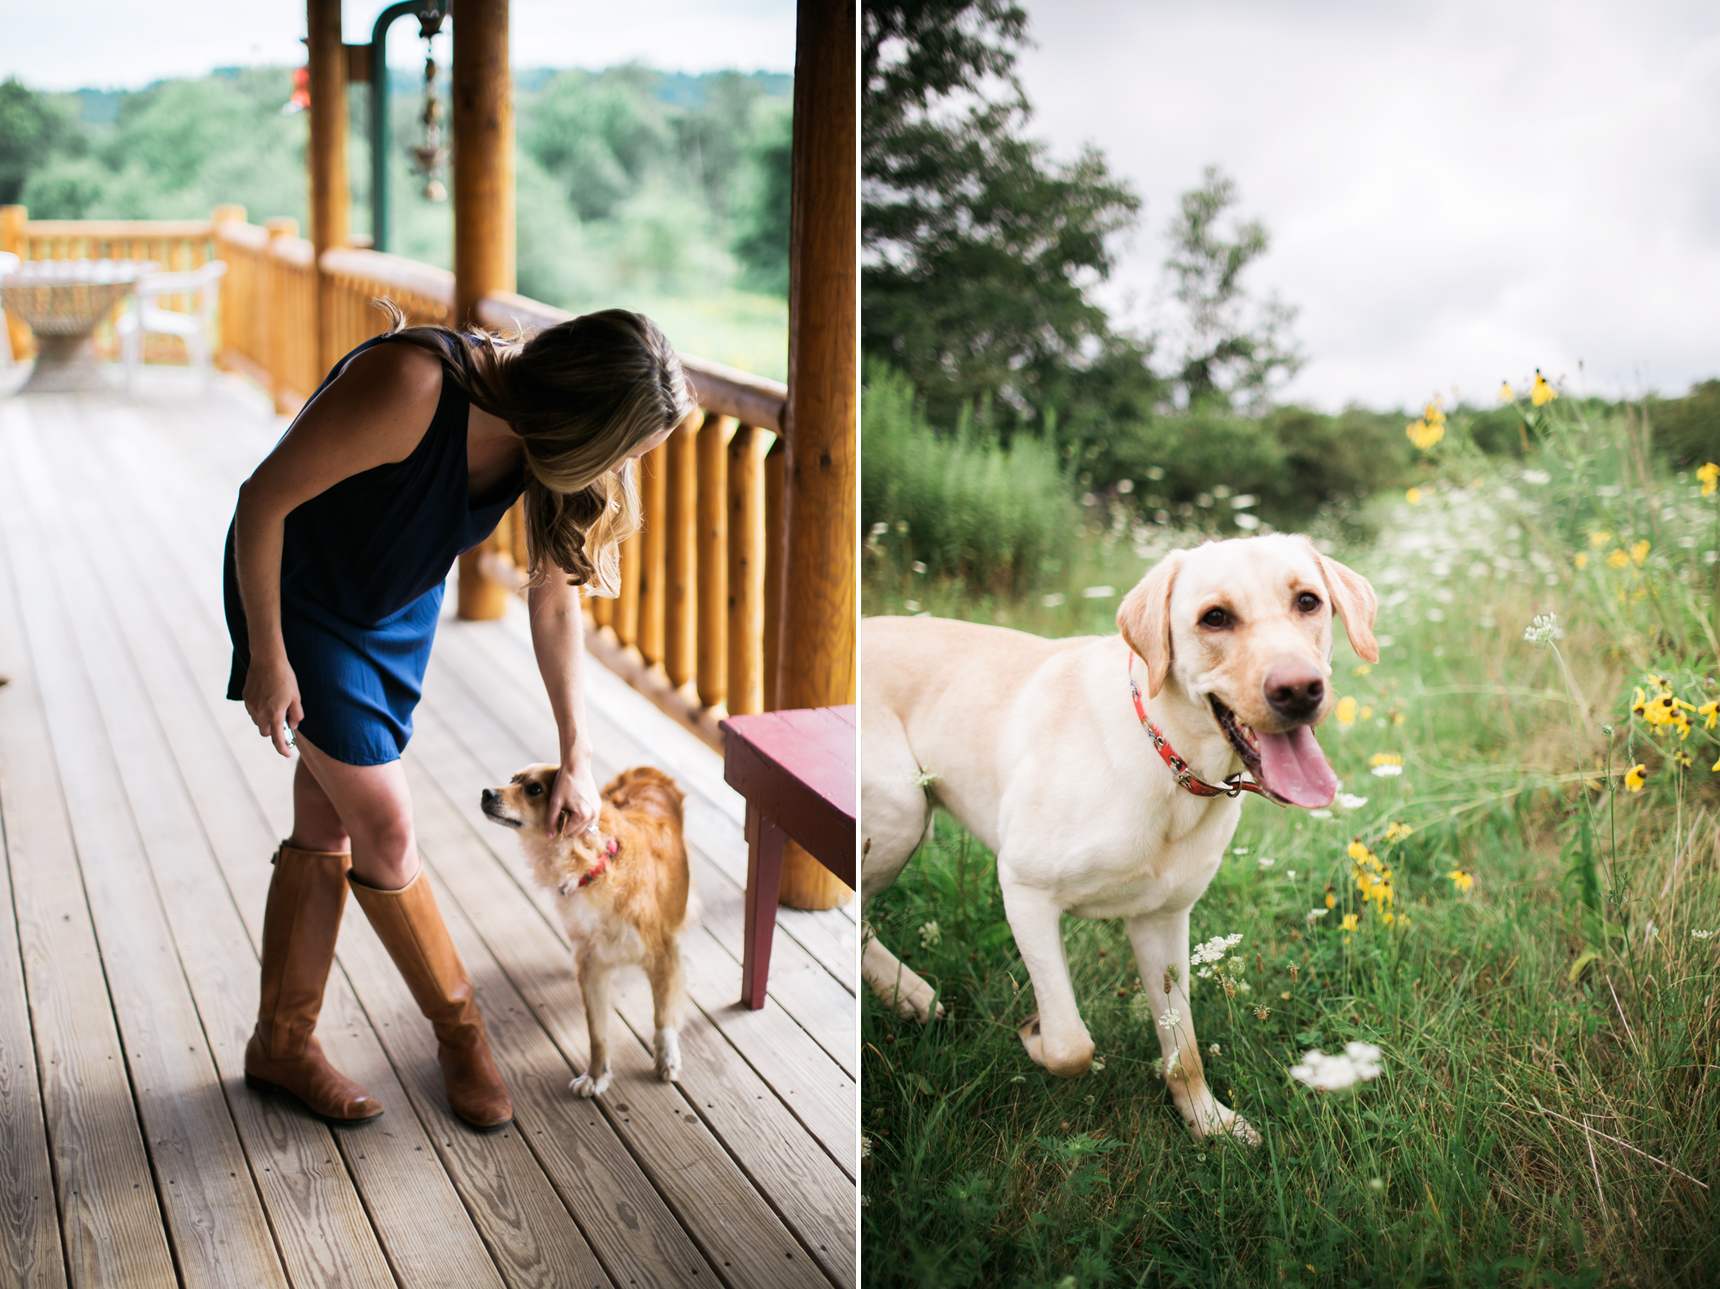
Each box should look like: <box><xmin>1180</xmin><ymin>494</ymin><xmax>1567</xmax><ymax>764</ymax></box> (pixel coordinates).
<box><xmin>1650</xmin><ymin>379</ymin><xmax>1720</xmax><ymax>467</ymax></box>
<box><xmin>862</xmin><ymin>364</ymin><xmax>1079</xmax><ymax>593</ymax></box>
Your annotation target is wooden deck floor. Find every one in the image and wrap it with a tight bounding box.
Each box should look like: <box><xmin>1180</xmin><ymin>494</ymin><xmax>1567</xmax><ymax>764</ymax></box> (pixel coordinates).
<box><xmin>0</xmin><ymin>366</ymin><xmax>857</xmax><ymax>1289</ymax></box>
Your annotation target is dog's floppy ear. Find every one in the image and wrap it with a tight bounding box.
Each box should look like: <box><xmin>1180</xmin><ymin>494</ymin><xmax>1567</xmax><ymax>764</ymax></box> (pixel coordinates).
<box><xmin>1118</xmin><ymin>549</ymin><xmax>1182</xmax><ymax>698</ymax></box>
<box><xmin>1316</xmin><ymin>551</ymin><xmax>1380</xmax><ymax>664</ymax></box>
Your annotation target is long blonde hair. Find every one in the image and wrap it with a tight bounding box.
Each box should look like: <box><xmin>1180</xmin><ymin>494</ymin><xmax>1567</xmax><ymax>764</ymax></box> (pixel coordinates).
<box><xmin>381</xmin><ymin>303</ymin><xmax>696</xmax><ymax>596</ymax></box>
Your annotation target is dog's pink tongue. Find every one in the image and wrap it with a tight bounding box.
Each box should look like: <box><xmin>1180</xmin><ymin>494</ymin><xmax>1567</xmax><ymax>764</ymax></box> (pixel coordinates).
<box><xmin>1254</xmin><ymin>726</ymin><xmax>1338</xmax><ymax>808</ymax></box>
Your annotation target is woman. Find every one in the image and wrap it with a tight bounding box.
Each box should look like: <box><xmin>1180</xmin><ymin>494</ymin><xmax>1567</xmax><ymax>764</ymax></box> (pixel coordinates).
<box><xmin>224</xmin><ymin>308</ymin><xmax>694</xmax><ymax>1130</ymax></box>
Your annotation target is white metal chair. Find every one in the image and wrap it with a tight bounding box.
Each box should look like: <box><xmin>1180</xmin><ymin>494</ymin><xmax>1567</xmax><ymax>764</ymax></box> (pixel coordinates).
<box><xmin>0</xmin><ymin>251</ymin><xmax>18</xmax><ymax>367</ymax></box>
<box><xmin>117</xmin><ymin>259</ymin><xmax>228</xmax><ymax>394</ymax></box>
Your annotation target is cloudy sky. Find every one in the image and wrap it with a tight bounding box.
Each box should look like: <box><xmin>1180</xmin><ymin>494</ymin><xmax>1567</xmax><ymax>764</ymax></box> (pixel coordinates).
<box><xmin>1019</xmin><ymin>0</ymin><xmax>1720</xmax><ymax>410</ymax></box>
<box><xmin>3</xmin><ymin>0</ymin><xmax>795</xmax><ymax>90</ymax></box>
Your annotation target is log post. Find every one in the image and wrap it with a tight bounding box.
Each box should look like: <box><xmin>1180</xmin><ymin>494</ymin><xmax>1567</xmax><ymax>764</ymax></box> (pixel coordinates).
<box><xmin>307</xmin><ymin>0</ymin><xmax>348</xmax><ymax>378</ymax></box>
<box><xmin>726</xmin><ymin>424</ymin><xmax>765</xmax><ymax>715</ymax></box>
<box><xmin>774</xmin><ymin>0</ymin><xmax>857</xmax><ymax>910</ymax></box>
<box><xmin>697</xmin><ymin>414</ymin><xmax>735</xmax><ymax>710</ymax></box>
<box><xmin>262</xmin><ymin>217</ymin><xmax>299</xmax><ymax>413</ymax></box>
<box><xmin>452</xmin><ymin>0</ymin><xmax>517</xmax><ymax>620</ymax></box>
<box><xmin>664</xmin><ymin>413</ymin><xmax>700</xmax><ymax>689</ymax></box>
<box><xmin>639</xmin><ymin>441</ymin><xmax>670</xmax><ymax>666</ymax></box>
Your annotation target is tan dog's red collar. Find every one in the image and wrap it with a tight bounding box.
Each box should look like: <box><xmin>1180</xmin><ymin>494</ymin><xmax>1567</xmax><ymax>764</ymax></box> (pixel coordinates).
<box><xmin>579</xmin><ymin>836</ymin><xmax>621</xmax><ymax>888</ymax></box>
<box><xmin>1125</xmin><ymin>649</ymin><xmax>1286</xmax><ymax>806</ymax></box>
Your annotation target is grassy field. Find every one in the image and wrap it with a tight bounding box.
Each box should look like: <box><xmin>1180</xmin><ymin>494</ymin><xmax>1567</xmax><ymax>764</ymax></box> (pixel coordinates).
<box><xmin>859</xmin><ymin>399</ymin><xmax>1720</xmax><ymax>1286</ymax></box>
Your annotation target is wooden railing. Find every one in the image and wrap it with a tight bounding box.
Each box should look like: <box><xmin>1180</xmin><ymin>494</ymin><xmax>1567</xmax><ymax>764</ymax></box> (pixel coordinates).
<box><xmin>2</xmin><ymin>208</ymin><xmax>790</xmax><ymax>753</ymax></box>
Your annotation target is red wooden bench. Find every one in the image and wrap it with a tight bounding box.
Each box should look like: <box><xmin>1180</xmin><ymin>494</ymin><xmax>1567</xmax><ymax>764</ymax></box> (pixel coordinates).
<box><xmin>719</xmin><ymin>705</ymin><xmax>857</xmax><ymax>1008</ymax></box>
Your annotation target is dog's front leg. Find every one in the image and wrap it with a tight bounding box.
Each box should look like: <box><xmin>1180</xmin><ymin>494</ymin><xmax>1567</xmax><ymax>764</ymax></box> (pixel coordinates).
<box><xmin>570</xmin><ymin>953</ymin><xmax>614</xmax><ymax>1098</ymax></box>
<box><xmin>1002</xmin><ymin>880</ymin><xmax>1094</xmax><ymax>1077</ymax></box>
<box><xmin>1125</xmin><ymin>910</ymin><xmax>1258</xmax><ymax>1146</ymax></box>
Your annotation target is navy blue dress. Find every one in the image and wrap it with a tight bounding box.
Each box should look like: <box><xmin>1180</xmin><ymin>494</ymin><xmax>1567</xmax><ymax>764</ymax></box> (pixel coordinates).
<box><xmin>224</xmin><ymin>335</ymin><xmax>525</xmax><ymax>766</ymax></box>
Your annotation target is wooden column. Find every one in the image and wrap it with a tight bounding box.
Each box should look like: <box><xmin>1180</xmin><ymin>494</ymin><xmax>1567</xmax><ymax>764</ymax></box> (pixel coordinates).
<box><xmin>774</xmin><ymin>0</ymin><xmax>857</xmax><ymax>909</ymax></box>
<box><xmin>1</xmin><ymin>205</ymin><xmax>30</xmax><ymax>361</ymax></box>
<box><xmin>452</xmin><ymin>0</ymin><xmax>517</xmax><ymax>620</ymax></box>
<box><xmin>307</xmin><ymin>0</ymin><xmax>348</xmax><ymax>378</ymax></box>
<box><xmin>725</xmin><ymin>424</ymin><xmax>765</xmax><ymax>716</ymax></box>
<box><xmin>664</xmin><ymin>414</ymin><xmax>700</xmax><ymax>689</ymax></box>
<box><xmin>697</xmin><ymin>414</ymin><xmax>734</xmax><ymax>710</ymax></box>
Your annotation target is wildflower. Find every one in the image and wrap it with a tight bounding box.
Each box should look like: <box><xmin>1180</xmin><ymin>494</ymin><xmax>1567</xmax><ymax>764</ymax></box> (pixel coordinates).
<box><xmin>1339</xmin><ymin>913</ymin><xmax>1359</xmax><ymax>933</ymax></box>
<box><xmin>1360</xmin><ymin>706</ymin><xmax>1374</xmax><ymax>721</ymax></box>
<box><xmin>1447</xmin><ymin>868</ymin><xmax>1474</xmax><ymax>894</ymax></box>
<box><xmin>1308</xmin><ymin>809</ymin><xmax>1333</xmax><ymax>819</ymax></box>
<box><xmin>1589</xmin><ymin>530</ymin><xmax>1612</xmax><ymax>548</ymax></box>
<box><xmin>1157</xmin><ymin>1007</ymin><xmax>1182</xmax><ymax>1030</ymax></box>
<box><xmin>1257</xmin><ymin>856</ymin><xmax>1276</xmax><ymax>868</ymax></box>
<box><xmin>919</xmin><ymin>921</ymin><xmax>942</xmax><ymax>949</ymax></box>
<box><xmin>1010</xmin><ymin>1074</ymin><xmax>1026</xmax><ymax>1082</ymax></box>
<box><xmin>1531</xmin><ymin>369</ymin><xmax>1557</xmax><ymax>407</ymax></box>
<box><xmin>1498</xmin><ymin>381</ymin><xmax>1514</xmax><ymax>403</ymax></box>
<box><xmin>1336</xmin><ymin>696</ymin><xmax>1358</xmax><ymax>726</ymax></box>
<box><xmin>1149</xmin><ymin>1056</ymin><xmax>1165</xmax><ymax>1077</ymax></box>
<box><xmin>1209</xmin><ymin>1044</ymin><xmax>1221</xmax><ymax>1057</ymax></box>
<box><xmin>1354</xmin><ymin>664</ymin><xmax>1372</xmax><ymax>676</ymax></box>
<box><xmin>1522</xmin><ymin>469</ymin><xmax>1551</xmax><ymax>485</ymax></box>
<box><xmin>1574</xmin><ymin>552</ymin><xmax>1588</xmax><ymax>570</ymax></box>
<box><xmin>1384</xmin><ymin>821</ymin><xmax>1413</xmax><ymax>844</ymax></box>
<box><xmin>1700</xmin><ymin>462</ymin><xmax>1720</xmax><ymax>498</ymax></box>
<box><xmin>1624</xmin><ymin>763</ymin><xmax>1647</xmax><ymax>792</ymax></box>
<box><xmin>1325</xmin><ymin>891</ymin><xmax>1337</xmax><ymax>909</ymax></box>
<box><xmin>1336</xmin><ymin>792</ymin><xmax>1369</xmax><ymax>810</ymax></box>
<box><xmin>1371</xmin><ymin>758</ymin><xmax>1404</xmax><ymax>779</ymax></box>
<box><xmin>1631</xmin><ymin>539</ymin><xmax>1651</xmax><ymax>566</ymax></box>
<box><xmin>1523</xmin><ymin>614</ymin><xmax>1562</xmax><ymax>645</ymax></box>
<box><xmin>913</xmin><ymin>769</ymin><xmax>939</xmax><ymax>787</ymax></box>
<box><xmin>1694</xmin><ymin>929</ymin><xmax>1715</xmax><ymax>940</ymax></box>
<box><xmin>1289</xmin><ymin>1042</ymin><xmax>1384</xmax><ymax>1092</ymax></box>
<box><xmin>1405</xmin><ymin>487</ymin><xmax>1423</xmax><ymax>504</ymax></box>
<box><xmin>1041</xmin><ymin>592</ymin><xmax>1065</xmax><ymax>608</ymax></box>
<box><xmin>904</xmin><ymin>599</ymin><xmax>922</xmax><ymax>611</ymax></box>
<box><xmin>910</xmin><ymin>561</ymin><xmax>928</xmax><ymax>575</ymax></box>
<box><xmin>1191</xmin><ymin>934</ymin><xmax>1242</xmax><ymax>966</ymax></box>
<box><xmin>1129</xmin><ymin>993</ymin><xmax>1156</xmax><ymax>1024</ymax></box>
<box><xmin>1254</xmin><ymin>1004</ymin><xmax>1272</xmax><ymax>1020</ymax></box>
<box><xmin>861</xmin><ymin>1134</ymin><xmax>872</xmax><ymax>1159</ymax></box>
<box><xmin>1306</xmin><ymin>908</ymin><xmax>1329</xmax><ymax>924</ymax></box>
<box><xmin>1091</xmin><ymin>1057</ymin><xmax>1105</xmax><ymax>1072</ymax></box>
<box><xmin>1287</xmin><ymin>869</ymin><xmax>1297</xmax><ymax>880</ymax></box>
<box><xmin>1700</xmin><ymin>700</ymin><xmax>1718</xmax><ymax>730</ymax></box>
<box><xmin>869</xmin><ymin>521</ymin><xmax>889</xmax><ymax>537</ymax></box>
<box><xmin>1406</xmin><ymin>419</ymin><xmax>1444</xmax><ymax>451</ymax></box>
<box><xmin>1606</xmin><ymin>549</ymin><xmax>1630</xmax><ymax>569</ymax></box>
<box><xmin>1348</xmin><ymin>840</ymin><xmax>1374</xmax><ymax>863</ymax></box>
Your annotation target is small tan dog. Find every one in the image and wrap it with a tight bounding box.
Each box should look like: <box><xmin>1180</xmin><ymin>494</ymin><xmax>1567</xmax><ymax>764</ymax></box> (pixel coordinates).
<box><xmin>481</xmin><ymin>765</ymin><xmax>693</xmax><ymax>1097</ymax></box>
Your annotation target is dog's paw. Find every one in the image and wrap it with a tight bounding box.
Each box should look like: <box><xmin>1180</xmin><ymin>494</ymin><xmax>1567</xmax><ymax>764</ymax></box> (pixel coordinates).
<box><xmin>653</xmin><ymin>1028</ymin><xmax>682</xmax><ymax>1083</ymax></box>
<box><xmin>1017</xmin><ymin>1013</ymin><xmax>1094</xmax><ymax>1077</ymax></box>
<box><xmin>1186</xmin><ymin>1104</ymin><xmax>1261</xmax><ymax>1148</ymax></box>
<box><xmin>569</xmin><ymin>1066</ymin><xmax>612</xmax><ymax>1098</ymax></box>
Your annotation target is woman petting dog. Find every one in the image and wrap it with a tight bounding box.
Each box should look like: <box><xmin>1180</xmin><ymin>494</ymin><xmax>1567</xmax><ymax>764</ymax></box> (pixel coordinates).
<box><xmin>224</xmin><ymin>307</ymin><xmax>694</xmax><ymax>1129</ymax></box>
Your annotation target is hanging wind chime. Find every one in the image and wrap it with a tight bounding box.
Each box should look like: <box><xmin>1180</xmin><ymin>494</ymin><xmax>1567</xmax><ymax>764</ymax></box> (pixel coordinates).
<box><xmin>410</xmin><ymin>8</ymin><xmax>448</xmax><ymax>202</ymax></box>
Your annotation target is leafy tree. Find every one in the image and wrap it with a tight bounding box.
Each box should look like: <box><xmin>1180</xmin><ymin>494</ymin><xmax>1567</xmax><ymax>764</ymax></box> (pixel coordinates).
<box><xmin>862</xmin><ymin>0</ymin><xmax>1153</xmax><ymax>435</ymax></box>
<box><xmin>1159</xmin><ymin>165</ymin><xmax>1303</xmax><ymax>409</ymax></box>
<box><xmin>730</xmin><ymin>104</ymin><xmax>791</xmax><ymax>296</ymax></box>
<box><xmin>0</xmin><ymin>78</ymin><xmax>83</xmax><ymax>206</ymax></box>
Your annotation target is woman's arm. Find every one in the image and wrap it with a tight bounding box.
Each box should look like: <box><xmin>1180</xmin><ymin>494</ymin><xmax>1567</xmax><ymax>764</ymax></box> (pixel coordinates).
<box><xmin>528</xmin><ymin>575</ymin><xmax>600</xmax><ymax>837</ymax></box>
<box><xmin>235</xmin><ymin>343</ymin><xmax>445</xmax><ymax>755</ymax></box>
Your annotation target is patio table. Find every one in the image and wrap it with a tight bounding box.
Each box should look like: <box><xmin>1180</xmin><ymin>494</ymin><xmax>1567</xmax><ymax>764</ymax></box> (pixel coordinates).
<box><xmin>1</xmin><ymin>258</ymin><xmax>158</xmax><ymax>393</ymax></box>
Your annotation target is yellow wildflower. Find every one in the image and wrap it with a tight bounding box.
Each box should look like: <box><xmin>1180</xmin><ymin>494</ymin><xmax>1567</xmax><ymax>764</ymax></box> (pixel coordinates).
<box><xmin>1325</xmin><ymin>891</ymin><xmax>1337</xmax><ymax>910</ymax></box>
<box><xmin>1589</xmin><ymin>530</ymin><xmax>1611</xmax><ymax>548</ymax></box>
<box><xmin>1498</xmin><ymin>381</ymin><xmax>1514</xmax><ymax>403</ymax></box>
<box><xmin>1353</xmin><ymin>664</ymin><xmax>1373</xmax><ymax>676</ymax></box>
<box><xmin>1360</xmin><ymin>705</ymin><xmax>1374</xmax><ymax>721</ymax></box>
<box><xmin>1406</xmin><ymin>419</ymin><xmax>1444</xmax><ymax>451</ymax></box>
<box><xmin>1405</xmin><ymin>487</ymin><xmax>1422</xmax><ymax>504</ymax></box>
<box><xmin>1339</xmin><ymin>913</ymin><xmax>1359</xmax><ymax>933</ymax></box>
<box><xmin>1384</xmin><ymin>912</ymin><xmax>1398</xmax><ymax>927</ymax></box>
<box><xmin>1624</xmin><ymin>763</ymin><xmax>1647</xmax><ymax>792</ymax></box>
<box><xmin>1424</xmin><ymin>400</ymin><xmax>1447</xmax><ymax>427</ymax></box>
<box><xmin>1699</xmin><ymin>700</ymin><xmax>1718</xmax><ymax>730</ymax></box>
<box><xmin>1369</xmin><ymin>752</ymin><xmax>1403</xmax><ymax>767</ymax></box>
<box><xmin>1712</xmin><ymin>752</ymin><xmax>1720</xmax><ymax>773</ymax></box>
<box><xmin>1606</xmin><ymin>548</ymin><xmax>1630</xmax><ymax>569</ymax></box>
<box><xmin>1384</xmin><ymin>821</ymin><xmax>1414</xmax><ymax>844</ymax></box>
<box><xmin>1336</xmin><ymin>696</ymin><xmax>1358</xmax><ymax>726</ymax></box>
<box><xmin>1700</xmin><ymin>462</ymin><xmax>1720</xmax><ymax>497</ymax></box>
<box><xmin>1448</xmin><ymin>868</ymin><xmax>1474</xmax><ymax>894</ymax></box>
<box><xmin>1348</xmin><ymin>840</ymin><xmax>1374</xmax><ymax>864</ymax></box>
<box><xmin>1574</xmin><ymin>552</ymin><xmax>1588</xmax><ymax>570</ymax></box>
<box><xmin>1631</xmin><ymin>539</ymin><xmax>1650</xmax><ymax>566</ymax></box>
<box><xmin>1531</xmin><ymin>369</ymin><xmax>1557</xmax><ymax>407</ymax></box>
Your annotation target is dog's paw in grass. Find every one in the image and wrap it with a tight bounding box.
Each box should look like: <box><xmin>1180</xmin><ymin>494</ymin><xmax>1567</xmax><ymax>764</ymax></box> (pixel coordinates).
<box><xmin>654</xmin><ymin>1028</ymin><xmax>682</xmax><ymax>1082</ymax></box>
<box><xmin>1017</xmin><ymin>1012</ymin><xmax>1096</xmax><ymax>1077</ymax></box>
<box><xmin>570</xmin><ymin>1066</ymin><xmax>612</xmax><ymax>1098</ymax></box>
<box><xmin>1186</xmin><ymin>1104</ymin><xmax>1261</xmax><ymax>1148</ymax></box>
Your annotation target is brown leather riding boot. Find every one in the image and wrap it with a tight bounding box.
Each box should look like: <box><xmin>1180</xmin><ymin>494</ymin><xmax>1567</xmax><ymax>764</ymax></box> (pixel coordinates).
<box><xmin>348</xmin><ymin>867</ymin><xmax>513</xmax><ymax>1130</ymax></box>
<box><xmin>244</xmin><ymin>844</ymin><xmax>383</xmax><ymax>1123</ymax></box>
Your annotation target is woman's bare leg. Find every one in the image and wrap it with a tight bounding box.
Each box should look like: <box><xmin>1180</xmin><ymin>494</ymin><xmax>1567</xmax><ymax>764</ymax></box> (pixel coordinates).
<box><xmin>292</xmin><ymin>735</ymin><xmax>419</xmax><ymax>890</ymax></box>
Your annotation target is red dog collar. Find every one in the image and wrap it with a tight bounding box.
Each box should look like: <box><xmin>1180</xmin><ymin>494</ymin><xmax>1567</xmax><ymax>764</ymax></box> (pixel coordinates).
<box><xmin>578</xmin><ymin>836</ymin><xmax>621</xmax><ymax>888</ymax></box>
<box><xmin>1126</xmin><ymin>650</ymin><xmax>1284</xmax><ymax>806</ymax></box>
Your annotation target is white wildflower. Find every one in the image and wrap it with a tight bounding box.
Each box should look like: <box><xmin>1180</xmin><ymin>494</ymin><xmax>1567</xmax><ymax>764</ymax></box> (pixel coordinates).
<box><xmin>1091</xmin><ymin>1056</ymin><xmax>1105</xmax><ymax>1072</ymax></box>
<box><xmin>1129</xmin><ymin>993</ymin><xmax>1156</xmax><ymax>1024</ymax></box>
<box><xmin>904</xmin><ymin>599</ymin><xmax>921</xmax><ymax>612</ymax></box>
<box><xmin>1370</xmin><ymin>764</ymin><xmax>1404</xmax><ymax>778</ymax></box>
<box><xmin>1306</xmin><ymin>908</ymin><xmax>1329</xmax><ymax>924</ymax></box>
<box><xmin>1149</xmin><ymin>1056</ymin><xmax>1165</xmax><ymax>1077</ymax></box>
<box><xmin>861</xmin><ymin>1134</ymin><xmax>872</xmax><ymax>1159</ymax></box>
<box><xmin>1082</xmin><ymin>585</ymin><xmax>1116</xmax><ymax>599</ymax></box>
<box><xmin>912</xmin><ymin>769</ymin><xmax>939</xmax><ymax>787</ymax></box>
<box><xmin>1232</xmin><ymin>847</ymin><xmax>1249</xmax><ymax>855</ymax></box>
<box><xmin>1209</xmin><ymin>1044</ymin><xmax>1221</xmax><ymax>1057</ymax></box>
<box><xmin>1694</xmin><ymin>929</ymin><xmax>1715</xmax><ymax>940</ymax></box>
<box><xmin>1010</xmin><ymin>1074</ymin><xmax>1025</xmax><ymax>1083</ymax></box>
<box><xmin>1521</xmin><ymin>469</ymin><xmax>1551</xmax><ymax>485</ymax></box>
<box><xmin>1257</xmin><ymin>857</ymin><xmax>1276</xmax><ymax>868</ymax></box>
<box><xmin>1041</xmin><ymin>592</ymin><xmax>1066</xmax><ymax>608</ymax></box>
<box><xmin>1157</xmin><ymin>1007</ymin><xmax>1182</xmax><ymax>1030</ymax></box>
<box><xmin>1309</xmin><ymin>808</ymin><xmax>1334</xmax><ymax>819</ymax></box>
<box><xmin>1289</xmin><ymin>1042</ymin><xmax>1384</xmax><ymax>1092</ymax></box>
<box><xmin>1523</xmin><ymin>613</ymin><xmax>1562</xmax><ymax>645</ymax></box>
<box><xmin>918</xmin><ymin>921</ymin><xmax>941</xmax><ymax>949</ymax></box>
<box><xmin>1336</xmin><ymin>793</ymin><xmax>1369</xmax><ymax>810</ymax></box>
<box><xmin>1287</xmin><ymin>869</ymin><xmax>1297</xmax><ymax>880</ymax></box>
<box><xmin>911</xmin><ymin>561</ymin><xmax>927</xmax><ymax>574</ymax></box>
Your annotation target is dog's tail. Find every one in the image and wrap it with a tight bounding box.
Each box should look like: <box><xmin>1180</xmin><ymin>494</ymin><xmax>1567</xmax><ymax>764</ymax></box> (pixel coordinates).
<box><xmin>603</xmin><ymin>766</ymin><xmax>685</xmax><ymax>823</ymax></box>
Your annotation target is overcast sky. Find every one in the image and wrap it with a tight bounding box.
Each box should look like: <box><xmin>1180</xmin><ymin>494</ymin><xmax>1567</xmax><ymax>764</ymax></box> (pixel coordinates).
<box><xmin>1019</xmin><ymin>0</ymin><xmax>1720</xmax><ymax>410</ymax></box>
<box><xmin>2</xmin><ymin>0</ymin><xmax>796</xmax><ymax>89</ymax></box>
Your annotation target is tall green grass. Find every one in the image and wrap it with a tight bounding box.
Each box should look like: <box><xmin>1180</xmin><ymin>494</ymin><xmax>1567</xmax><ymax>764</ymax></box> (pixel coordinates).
<box><xmin>861</xmin><ymin>400</ymin><xmax>1720</xmax><ymax>1286</ymax></box>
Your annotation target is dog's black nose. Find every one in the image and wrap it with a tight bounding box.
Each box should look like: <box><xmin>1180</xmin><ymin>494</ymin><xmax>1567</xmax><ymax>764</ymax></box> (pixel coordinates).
<box><xmin>480</xmin><ymin>788</ymin><xmax>498</xmax><ymax>806</ymax></box>
<box><xmin>1265</xmin><ymin>662</ymin><xmax>1325</xmax><ymax>719</ymax></box>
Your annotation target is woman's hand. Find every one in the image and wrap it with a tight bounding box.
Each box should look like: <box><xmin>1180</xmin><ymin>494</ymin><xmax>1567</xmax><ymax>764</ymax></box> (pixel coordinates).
<box><xmin>545</xmin><ymin>760</ymin><xmax>600</xmax><ymax>838</ymax></box>
<box><xmin>243</xmin><ymin>651</ymin><xmax>303</xmax><ymax>758</ymax></box>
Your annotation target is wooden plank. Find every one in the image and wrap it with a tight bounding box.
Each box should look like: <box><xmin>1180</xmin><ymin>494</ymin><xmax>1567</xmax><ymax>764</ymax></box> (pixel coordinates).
<box><xmin>413</xmin><ymin>642</ymin><xmax>859</xmax><ymax>1174</ymax></box>
<box><xmin>1</xmin><ymin>404</ymin><xmax>274</xmax><ymax>1289</ymax></box>
<box><xmin>67</xmin><ymin>392</ymin><xmax>517</xmax><ymax>1289</ymax></box>
<box><xmin>404</xmin><ymin>713</ymin><xmax>854</xmax><ymax>1287</ymax></box>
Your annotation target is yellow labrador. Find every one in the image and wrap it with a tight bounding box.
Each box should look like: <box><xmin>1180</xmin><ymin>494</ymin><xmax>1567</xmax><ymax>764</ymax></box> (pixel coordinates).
<box><xmin>860</xmin><ymin>534</ymin><xmax>1377</xmax><ymax>1143</ymax></box>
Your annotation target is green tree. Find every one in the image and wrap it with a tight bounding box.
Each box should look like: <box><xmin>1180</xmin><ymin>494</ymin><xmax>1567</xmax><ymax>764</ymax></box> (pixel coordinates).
<box><xmin>1160</xmin><ymin>165</ymin><xmax>1303</xmax><ymax>409</ymax></box>
<box><xmin>0</xmin><ymin>78</ymin><xmax>84</xmax><ymax>206</ymax></box>
<box><xmin>862</xmin><ymin>0</ymin><xmax>1153</xmax><ymax>435</ymax></box>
